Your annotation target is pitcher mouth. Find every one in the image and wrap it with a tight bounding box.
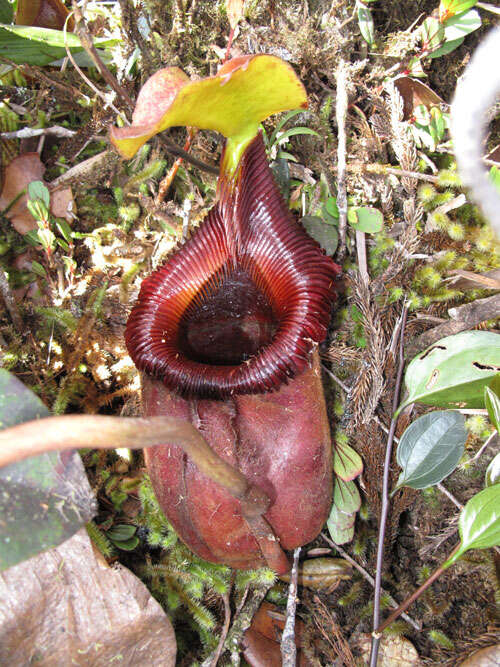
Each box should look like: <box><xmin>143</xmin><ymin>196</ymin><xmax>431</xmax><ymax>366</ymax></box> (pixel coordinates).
<box><xmin>125</xmin><ymin>133</ymin><xmax>340</xmax><ymax>399</ymax></box>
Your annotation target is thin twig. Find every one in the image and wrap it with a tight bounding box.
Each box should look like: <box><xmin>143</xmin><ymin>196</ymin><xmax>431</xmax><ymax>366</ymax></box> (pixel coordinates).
<box><xmin>461</xmin><ymin>430</ymin><xmax>498</xmax><ymax>467</ymax></box>
<box><xmin>62</xmin><ymin>13</ymin><xmax>126</xmax><ymax>121</ymax></box>
<box><xmin>211</xmin><ymin>591</ymin><xmax>231</xmax><ymax>667</ymax></box>
<box><xmin>437</xmin><ymin>482</ymin><xmax>463</xmax><ymax>510</ymax></box>
<box><xmin>1</xmin><ymin>126</ymin><xmax>76</xmax><ymax>139</ymax></box>
<box><xmin>370</xmin><ymin>305</ymin><xmax>408</xmax><ymax>667</ymax></box>
<box><xmin>336</xmin><ymin>61</ymin><xmax>348</xmax><ymax>260</ymax></box>
<box><xmin>281</xmin><ymin>547</ymin><xmax>301</xmax><ymax>667</ymax></box>
<box><xmin>71</xmin><ymin>1</ymin><xmax>135</xmax><ymax>110</ymax></box>
<box><xmin>356</xmin><ymin>230</ymin><xmax>369</xmax><ymax>285</ymax></box>
<box><xmin>321</xmin><ymin>533</ymin><xmax>421</xmax><ymax>631</ymax></box>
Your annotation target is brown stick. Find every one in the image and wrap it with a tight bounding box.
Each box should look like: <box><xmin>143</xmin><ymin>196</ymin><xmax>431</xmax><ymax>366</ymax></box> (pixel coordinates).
<box><xmin>408</xmin><ymin>293</ymin><xmax>500</xmax><ymax>356</ymax></box>
<box><xmin>0</xmin><ymin>415</ymin><xmax>269</xmax><ymax>516</ymax></box>
<box><xmin>281</xmin><ymin>546</ymin><xmax>301</xmax><ymax>667</ymax></box>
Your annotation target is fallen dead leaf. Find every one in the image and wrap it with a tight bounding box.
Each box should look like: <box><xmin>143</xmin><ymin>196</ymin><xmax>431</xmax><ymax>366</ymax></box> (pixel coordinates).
<box><xmin>459</xmin><ymin>644</ymin><xmax>500</xmax><ymax>666</ymax></box>
<box><xmin>353</xmin><ymin>632</ymin><xmax>420</xmax><ymax>666</ymax></box>
<box><xmin>242</xmin><ymin>601</ymin><xmax>312</xmax><ymax>667</ymax></box>
<box><xmin>0</xmin><ymin>153</ymin><xmax>75</xmax><ymax>234</ymax></box>
<box><xmin>0</xmin><ymin>529</ymin><xmax>176</xmax><ymax>666</ymax></box>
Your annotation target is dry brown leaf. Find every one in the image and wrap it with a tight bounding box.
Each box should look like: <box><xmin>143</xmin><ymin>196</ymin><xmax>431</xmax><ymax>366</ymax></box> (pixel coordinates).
<box><xmin>354</xmin><ymin>632</ymin><xmax>420</xmax><ymax>666</ymax></box>
<box><xmin>459</xmin><ymin>644</ymin><xmax>500</xmax><ymax>666</ymax></box>
<box><xmin>0</xmin><ymin>153</ymin><xmax>75</xmax><ymax>234</ymax></box>
<box><xmin>279</xmin><ymin>557</ymin><xmax>352</xmax><ymax>590</ymax></box>
<box><xmin>242</xmin><ymin>602</ymin><xmax>312</xmax><ymax>667</ymax></box>
<box><xmin>0</xmin><ymin>529</ymin><xmax>176</xmax><ymax>666</ymax></box>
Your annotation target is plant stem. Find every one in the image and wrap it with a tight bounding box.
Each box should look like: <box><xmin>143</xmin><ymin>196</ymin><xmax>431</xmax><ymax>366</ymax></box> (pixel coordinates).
<box><xmin>0</xmin><ymin>414</ymin><xmax>269</xmax><ymax>516</ymax></box>
<box><xmin>335</xmin><ymin>60</ymin><xmax>348</xmax><ymax>260</ymax></box>
<box><xmin>281</xmin><ymin>547</ymin><xmax>301</xmax><ymax>667</ymax></box>
<box><xmin>369</xmin><ymin>305</ymin><xmax>408</xmax><ymax>667</ymax></box>
<box><xmin>373</xmin><ymin>543</ymin><xmax>460</xmax><ymax>636</ymax></box>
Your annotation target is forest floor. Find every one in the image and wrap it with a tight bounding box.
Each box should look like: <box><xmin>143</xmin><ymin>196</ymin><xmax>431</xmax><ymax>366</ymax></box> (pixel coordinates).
<box><xmin>0</xmin><ymin>1</ymin><xmax>499</xmax><ymax>665</ymax></box>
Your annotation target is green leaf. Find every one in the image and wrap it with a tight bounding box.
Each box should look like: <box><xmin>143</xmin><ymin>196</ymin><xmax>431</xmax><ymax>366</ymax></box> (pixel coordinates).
<box><xmin>485</xmin><ymin>452</ymin><xmax>500</xmax><ymax>488</ymax></box>
<box><xmin>347</xmin><ymin>206</ymin><xmax>383</xmax><ymax>233</ymax></box>
<box><xmin>397</xmin><ymin>331</ymin><xmax>500</xmax><ymax>414</ymax></box>
<box><xmin>301</xmin><ymin>215</ymin><xmax>339</xmax><ymax>255</ymax></box>
<box><xmin>485</xmin><ymin>387</ymin><xmax>500</xmax><ymax>433</ymax></box>
<box><xmin>28</xmin><ymin>180</ymin><xmax>50</xmax><ymax>208</ymax></box>
<box><xmin>429</xmin><ymin>107</ymin><xmax>446</xmax><ymax>145</ymax></box>
<box><xmin>0</xmin><ymin>0</ymin><xmax>13</xmax><ymax>24</ymax></box>
<box><xmin>323</xmin><ymin>196</ymin><xmax>339</xmax><ymax>222</ymax></box>
<box><xmin>439</xmin><ymin>1</ymin><xmax>478</xmax><ymax>21</ymax></box>
<box><xmin>107</xmin><ymin>524</ymin><xmax>137</xmax><ymax>542</ymax></box>
<box><xmin>444</xmin><ymin>484</ymin><xmax>500</xmax><ymax>568</ymax></box>
<box><xmin>421</xmin><ymin>17</ymin><xmax>445</xmax><ymax>52</ymax></box>
<box><xmin>393</xmin><ymin>410</ymin><xmax>466</xmax><ymax>492</ymax></box>
<box><xmin>274</xmin><ymin>126</ymin><xmax>319</xmax><ymax>144</ymax></box>
<box><xmin>31</xmin><ymin>260</ymin><xmax>46</xmax><ymax>278</ymax></box>
<box><xmin>357</xmin><ymin>4</ymin><xmax>375</xmax><ymax>45</ymax></box>
<box><xmin>334</xmin><ymin>477</ymin><xmax>361</xmax><ymax>514</ymax></box>
<box><xmin>56</xmin><ymin>218</ymin><xmax>73</xmax><ymax>244</ymax></box>
<box><xmin>442</xmin><ymin>9</ymin><xmax>481</xmax><ymax>41</ymax></box>
<box><xmin>428</xmin><ymin>36</ymin><xmax>464</xmax><ymax>58</ymax></box>
<box><xmin>0</xmin><ymin>370</ymin><xmax>96</xmax><ymax>571</ymax></box>
<box><xmin>0</xmin><ymin>24</ymin><xmax>118</xmax><ymax>67</ymax></box>
<box><xmin>490</xmin><ymin>166</ymin><xmax>500</xmax><ymax>196</ymax></box>
<box><xmin>269</xmin><ymin>109</ymin><xmax>305</xmax><ymax>147</ymax></box>
<box><xmin>327</xmin><ymin>503</ymin><xmax>355</xmax><ymax>545</ymax></box>
<box><xmin>113</xmin><ymin>535</ymin><xmax>139</xmax><ymax>551</ymax></box>
<box><xmin>334</xmin><ymin>443</ymin><xmax>363</xmax><ymax>481</ymax></box>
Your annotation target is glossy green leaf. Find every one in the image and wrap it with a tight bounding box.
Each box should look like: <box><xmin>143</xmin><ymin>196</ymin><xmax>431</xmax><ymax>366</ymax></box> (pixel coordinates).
<box><xmin>347</xmin><ymin>206</ymin><xmax>383</xmax><ymax>233</ymax></box>
<box><xmin>485</xmin><ymin>452</ymin><xmax>500</xmax><ymax>488</ymax></box>
<box><xmin>0</xmin><ymin>23</ymin><xmax>117</xmax><ymax>67</ymax></box>
<box><xmin>334</xmin><ymin>443</ymin><xmax>363</xmax><ymax>481</ymax></box>
<box><xmin>444</xmin><ymin>484</ymin><xmax>500</xmax><ymax>568</ymax></box>
<box><xmin>327</xmin><ymin>504</ymin><xmax>355</xmax><ymax>545</ymax></box>
<box><xmin>0</xmin><ymin>370</ymin><xmax>96</xmax><ymax>571</ymax></box>
<box><xmin>393</xmin><ymin>410</ymin><xmax>466</xmax><ymax>492</ymax></box>
<box><xmin>397</xmin><ymin>331</ymin><xmax>500</xmax><ymax>414</ymax></box>
<box><xmin>301</xmin><ymin>215</ymin><xmax>339</xmax><ymax>255</ymax></box>
<box><xmin>439</xmin><ymin>0</ymin><xmax>478</xmax><ymax>21</ymax></box>
<box><xmin>443</xmin><ymin>9</ymin><xmax>481</xmax><ymax>41</ymax></box>
<box><xmin>334</xmin><ymin>477</ymin><xmax>361</xmax><ymax>514</ymax></box>
<box><xmin>357</xmin><ymin>4</ymin><xmax>375</xmax><ymax>45</ymax></box>
<box><xmin>107</xmin><ymin>524</ymin><xmax>137</xmax><ymax>542</ymax></box>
